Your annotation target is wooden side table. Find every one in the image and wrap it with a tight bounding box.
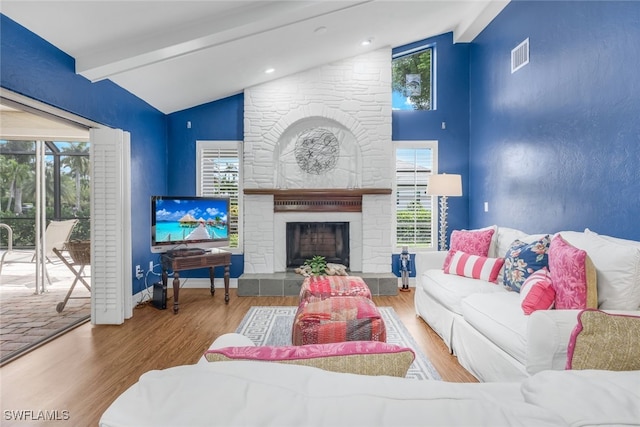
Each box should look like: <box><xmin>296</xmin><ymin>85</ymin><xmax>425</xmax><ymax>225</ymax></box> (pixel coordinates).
<box><xmin>161</xmin><ymin>248</ymin><xmax>231</xmax><ymax>314</ymax></box>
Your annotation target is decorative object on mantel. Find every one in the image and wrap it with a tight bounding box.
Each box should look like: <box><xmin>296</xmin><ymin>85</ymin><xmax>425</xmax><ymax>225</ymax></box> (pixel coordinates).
<box><xmin>426</xmin><ymin>173</ymin><xmax>462</xmax><ymax>251</ymax></box>
<box><xmin>294</xmin><ymin>128</ymin><xmax>340</xmax><ymax>175</ymax></box>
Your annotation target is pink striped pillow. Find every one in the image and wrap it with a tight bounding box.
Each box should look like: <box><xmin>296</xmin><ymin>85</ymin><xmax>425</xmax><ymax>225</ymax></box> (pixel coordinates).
<box><xmin>442</xmin><ymin>250</ymin><xmax>505</xmax><ymax>283</ymax></box>
<box><xmin>520</xmin><ymin>268</ymin><xmax>555</xmax><ymax>315</ymax></box>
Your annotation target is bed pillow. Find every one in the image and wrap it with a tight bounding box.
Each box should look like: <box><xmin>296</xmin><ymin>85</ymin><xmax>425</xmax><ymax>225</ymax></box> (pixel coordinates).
<box><xmin>442</xmin><ymin>250</ymin><xmax>504</xmax><ymax>283</ymax></box>
<box><xmin>204</xmin><ymin>341</ymin><xmax>415</xmax><ymax>377</ymax></box>
<box><xmin>549</xmin><ymin>235</ymin><xmax>598</xmax><ymax>310</ymax></box>
<box><xmin>520</xmin><ymin>268</ymin><xmax>555</xmax><ymax>315</ymax></box>
<box><xmin>502</xmin><ymin>235</ymin><xmax>551</xmax><ymax>292</ymax></box>
<box><xmin>449</xmin><ymin>228</ymin><xmax>495</xmax><ymax>257</ymax></box>
<box><xmin>566</xmin><ymin>309</ymin><xmax>640</xmax><ymax>370</ymax></box>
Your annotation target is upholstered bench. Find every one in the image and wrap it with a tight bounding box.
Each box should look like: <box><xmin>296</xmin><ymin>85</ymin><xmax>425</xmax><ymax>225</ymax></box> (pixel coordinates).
<box><xmin>292</xmin><ymin>295</ymin><xmax>386</xmax><ymax>345</ymax></box>
<box><xmin>299</xmin><ymin>275</ymin><xmax>372</xmax><ymax>302</ymax></box>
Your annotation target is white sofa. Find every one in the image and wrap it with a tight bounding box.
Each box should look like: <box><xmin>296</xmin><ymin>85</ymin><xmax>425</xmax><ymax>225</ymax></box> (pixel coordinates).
<box><xmin>100</xmin><ymin>360</ymin><xmax>640</xmax><ymax>427</ymax></box>
<box><xmin>414</xmin><ymin>226</ymin><xmax>640</xmax><ymax>382</ymax></box>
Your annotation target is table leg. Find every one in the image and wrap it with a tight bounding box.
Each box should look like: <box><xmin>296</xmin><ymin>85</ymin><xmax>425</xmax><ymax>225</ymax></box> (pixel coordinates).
<box><xmin>173</xmin><ymin>271</ymin><xmax>180</xmax><ymax>314</ymax></box>
<box><xmin>224</xmin><ymin>264</ymin><xmax>230</xmax><ymax>304</ymax></box>
<box><xmin>208</xmin><ymin>266</ymin><xmax>215</xmax><ymax>296</ymax></box>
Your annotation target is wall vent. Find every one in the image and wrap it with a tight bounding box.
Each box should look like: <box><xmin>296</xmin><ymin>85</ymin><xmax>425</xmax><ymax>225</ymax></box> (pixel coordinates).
<box><xmin>511</xmin><ymin>38</ymin><xmax>530</xmax><ymax>73</ymax></box>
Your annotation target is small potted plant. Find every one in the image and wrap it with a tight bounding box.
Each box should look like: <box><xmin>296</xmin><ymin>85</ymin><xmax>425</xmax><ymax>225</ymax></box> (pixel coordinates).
<box><xmin>303</xmin><ymin>255</ymin><xmax>327</xmax><ymax>276</ymax></box>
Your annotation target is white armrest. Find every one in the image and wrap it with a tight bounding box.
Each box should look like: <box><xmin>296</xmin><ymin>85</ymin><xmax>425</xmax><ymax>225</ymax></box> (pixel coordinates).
<box><xmin>526</xmin><ymin>309</ymin><xmax>640</xmax><ymax>375</ymax></box>
<box><xmin>526</xmin><ymin>309</ymin><xmax>582</xmax><ymax>374</ymax></box>
<box><xmin>414</xmin><ymin>251</ymin><xmax>448</xmax><ymax>281</ymax></box>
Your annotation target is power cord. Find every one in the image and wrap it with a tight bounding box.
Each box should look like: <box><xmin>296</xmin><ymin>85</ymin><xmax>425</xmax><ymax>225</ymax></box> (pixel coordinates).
<box><xmin>135</xmin><ymin>261</ymin><xmax>163</xmax><ymax>308</ymax></box>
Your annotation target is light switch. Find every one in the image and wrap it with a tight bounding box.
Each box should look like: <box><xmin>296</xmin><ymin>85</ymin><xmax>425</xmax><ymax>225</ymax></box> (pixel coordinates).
<box><xmin>484</xmin><ymin>202</ymin><xmax>489</xmax><ymax>212</ymax></box>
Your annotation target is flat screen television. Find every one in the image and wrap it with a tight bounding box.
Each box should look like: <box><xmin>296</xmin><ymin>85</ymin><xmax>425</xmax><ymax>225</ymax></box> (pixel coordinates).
<box><xmin>151</xmin><ymin>196</ymin><xmax>230</xmax><ymax>253</ymax></box>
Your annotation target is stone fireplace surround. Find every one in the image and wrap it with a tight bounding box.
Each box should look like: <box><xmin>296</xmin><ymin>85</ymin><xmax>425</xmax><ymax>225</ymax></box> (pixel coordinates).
<box><xmin>238</xmin><ymin>48</ymin><xmax>398</xmax><ymax>296</ymax></box>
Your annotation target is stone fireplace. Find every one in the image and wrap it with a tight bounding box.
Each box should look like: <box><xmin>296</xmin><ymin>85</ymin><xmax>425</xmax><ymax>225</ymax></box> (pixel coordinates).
<box><xmin>238</xmin><ymin>48</ymin><xmax>397</xmax><ymax>296</ymax></box>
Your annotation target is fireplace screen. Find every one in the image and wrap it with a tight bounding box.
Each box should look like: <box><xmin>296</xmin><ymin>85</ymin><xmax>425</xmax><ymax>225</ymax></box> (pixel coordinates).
<box><xmin>286</xmin><ymin>222</ymin><xmax>349</xmax><ymax>269</ymax></box>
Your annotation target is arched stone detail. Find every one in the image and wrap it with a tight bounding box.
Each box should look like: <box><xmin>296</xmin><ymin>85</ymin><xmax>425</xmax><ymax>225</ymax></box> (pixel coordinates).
<box><xmin>262</xmin><ymin>105</ymin><xmax>370</xmax><ymax>189</ymax></box>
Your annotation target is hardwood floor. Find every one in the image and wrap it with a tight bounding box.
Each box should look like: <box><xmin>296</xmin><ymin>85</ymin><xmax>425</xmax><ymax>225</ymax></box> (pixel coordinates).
<box><xmin>0</xmin><ymin>288</ymin><xmax>477</xmax><ymax>426</ymax></box>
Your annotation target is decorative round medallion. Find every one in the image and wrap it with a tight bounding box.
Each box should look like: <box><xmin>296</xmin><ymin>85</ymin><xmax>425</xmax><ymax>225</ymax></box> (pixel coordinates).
<box><xmin>294</xmin><ymin>128</ymin><xmax>340</xmax><ymax>175</ymax></box>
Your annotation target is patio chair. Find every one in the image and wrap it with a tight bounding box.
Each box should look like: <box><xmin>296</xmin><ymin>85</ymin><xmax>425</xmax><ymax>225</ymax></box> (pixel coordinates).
<box><xmin>42</xmin><ymin>219</ymin><xmax>79</xmax><ymax>286</ymax></box>
<box><xmin>1</xmin><ymin>220</ymin><xmax>78</xmax><ymax>287</ymax></box>
<box><xmin>53</xmin><ymin>239</ymin><xmax>91</xmax><ymax>312</ymax></box>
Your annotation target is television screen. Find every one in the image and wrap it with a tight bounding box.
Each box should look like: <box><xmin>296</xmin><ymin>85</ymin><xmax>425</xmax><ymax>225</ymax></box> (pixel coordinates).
<box><xmin>151</xmin><ymin>196</ymin><xmax>230</xmax><ymax>253</ymax></box>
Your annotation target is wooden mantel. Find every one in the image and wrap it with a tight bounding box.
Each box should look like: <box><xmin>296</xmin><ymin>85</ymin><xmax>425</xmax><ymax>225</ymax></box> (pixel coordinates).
<box><xmin>243</xmin><ymin>188</ymin><xmax>392</xmax><ymax>213</ymax></box>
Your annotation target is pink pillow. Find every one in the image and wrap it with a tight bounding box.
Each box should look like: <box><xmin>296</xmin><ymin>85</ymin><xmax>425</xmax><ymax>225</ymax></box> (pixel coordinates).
<box><xmin>442</xmin><ymin>250</ymin><xmax>505</xmax><ymax>283</ymax></box>
<box><xmin>549</xmin><ymin>235</ymin><xmax>598</xmax><ymax>310</ymax></box>
<box><xmin>450</xmin><ymin>228</ymin><xmax>495</xmax><ymax>257</ymax></box>
<box><xmin>204</xmin><ymin>341</ymin><xmax>415</xmax><ymax>377</ymax></box>
<box><xmin>520</xmin><ymin>268</ymin><xmax>555</xmax><ymax>315</ymax></box>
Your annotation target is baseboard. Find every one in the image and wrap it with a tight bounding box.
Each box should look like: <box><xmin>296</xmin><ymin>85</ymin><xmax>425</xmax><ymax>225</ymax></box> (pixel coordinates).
<box><xmin>131</xmin><ymin>278</ymin><xmax>238</xmax><ymax>309</ymax></box>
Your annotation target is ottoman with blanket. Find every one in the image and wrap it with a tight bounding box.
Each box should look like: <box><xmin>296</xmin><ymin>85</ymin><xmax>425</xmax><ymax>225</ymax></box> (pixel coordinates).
<box><xmin>299</xmin><ymin>275</ymin><xmax>372</xmax><ymax>301</ymax></box>
<box><xmin>292</xmin><ymin>295</ymin><xmax>386</xmax><ymax>345</ymax></box>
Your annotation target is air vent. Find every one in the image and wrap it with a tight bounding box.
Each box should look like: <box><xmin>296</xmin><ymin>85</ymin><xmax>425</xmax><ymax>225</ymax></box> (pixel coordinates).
<box><xmin>511</xmin><ymin>38</ymin><xmax>529</xmax><ymax>73</ymax></box>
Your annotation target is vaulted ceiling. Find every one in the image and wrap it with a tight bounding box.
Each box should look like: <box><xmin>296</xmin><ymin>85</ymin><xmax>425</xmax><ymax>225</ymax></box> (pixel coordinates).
<box><xmin>2</xmin><ymin>1</ymin><xmax>508</xmax><ymax>114</ymax></box>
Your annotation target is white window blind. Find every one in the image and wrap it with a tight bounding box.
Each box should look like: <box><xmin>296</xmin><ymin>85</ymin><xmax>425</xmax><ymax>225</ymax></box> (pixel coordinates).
<box><xmin>395</xmin><ymin>143</ymin><xmax>437</xmax><ymax>248</ymax></box>
<box><xmin>197</xmin><ymin>141</ymin><xmax>241</xmax><ymax>250</ymax></box>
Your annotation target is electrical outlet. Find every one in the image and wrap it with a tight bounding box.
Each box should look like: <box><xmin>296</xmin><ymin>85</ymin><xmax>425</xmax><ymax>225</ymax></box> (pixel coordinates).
<box><xmin>135</xmin><ymin>265</ymin><xmax>143</xmax><ymax>279</ymax></box>
<box><xmin>149</xmin><ymin>261</ymin><xmax>154</xmax><ymax>272</ymax></box>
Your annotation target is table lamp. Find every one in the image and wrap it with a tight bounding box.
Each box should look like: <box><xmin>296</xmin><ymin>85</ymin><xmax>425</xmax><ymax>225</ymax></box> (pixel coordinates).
<box><xmin>426</xmin><ymin>173</ymin><xmax>462</xmax><ymax>251</ymax></box>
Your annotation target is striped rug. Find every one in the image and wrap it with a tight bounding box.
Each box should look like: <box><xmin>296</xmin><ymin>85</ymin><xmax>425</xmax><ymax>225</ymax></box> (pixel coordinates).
<box><xmin>236</xmin><ymin>305</ymin><xmax>442</xmax><ymax>380</ymax></box>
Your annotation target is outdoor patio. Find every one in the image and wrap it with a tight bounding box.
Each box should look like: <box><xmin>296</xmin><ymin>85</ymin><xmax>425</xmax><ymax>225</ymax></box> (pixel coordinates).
<box><xmin>0</xmin><ymin>250</ymin><xmax>91</xmax><ymax>365</ymax></box>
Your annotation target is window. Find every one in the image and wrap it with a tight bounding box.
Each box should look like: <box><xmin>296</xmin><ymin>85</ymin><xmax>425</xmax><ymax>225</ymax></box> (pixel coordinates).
<box><xmin>0</xmin><ymin>140</ymin><xmax>91</xmax><ymax>247</ymax></box>
<box><xmin>392</xmin><ymin>45</ymin><xmax>433</xmax><ymax>111</ymax></box>
<box><xmin>395</xmin><ymin>142</ymin><xmax>437</xmax><ymax>248</ymax></box>
<box><xmin>196</xmin><ymin>141</ymin><xmax>242</xmax><ymax>250</ymax></box>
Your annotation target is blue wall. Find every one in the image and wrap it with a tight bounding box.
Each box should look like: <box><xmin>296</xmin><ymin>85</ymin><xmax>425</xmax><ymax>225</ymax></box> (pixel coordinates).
<box><xmin>469</xmin><ymin>1</ymin><xmax>640</xmax><ymax>240</ymax></box>
<box><xmin>1</xmin><ymin>14</ymin><xmax>167</xmax><ymax>294</ymax></box>
<box><xmin>165</xmin><ymin>97</ymin><xmax>245</xmax><ymax>278</ymax></box>
<box><xmin>393</xmin><ymin>32</ymin><xmax>471</xmax><ymax>238</ymax></box>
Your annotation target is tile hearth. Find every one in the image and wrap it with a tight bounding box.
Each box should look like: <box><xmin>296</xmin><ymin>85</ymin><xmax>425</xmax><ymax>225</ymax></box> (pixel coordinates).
<box><xmin>238</xmin><ymin>272</ymin><xmax>399</xmax><ymax>297</ymax></box>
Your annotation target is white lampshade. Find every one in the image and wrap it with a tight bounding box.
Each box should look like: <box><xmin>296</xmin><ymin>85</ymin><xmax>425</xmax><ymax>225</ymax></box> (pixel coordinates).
<box><xmin>427</xmin><ymin>174</ymin><xmax>462</xmax><ymax>196</ymax></box>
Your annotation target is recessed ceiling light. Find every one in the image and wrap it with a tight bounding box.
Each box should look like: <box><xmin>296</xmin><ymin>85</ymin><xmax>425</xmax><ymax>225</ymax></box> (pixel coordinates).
<box><xmin>265</xmin><ymin>68</ymin><xmax>275</xmax><ymax>74</ymax></box>
<box><xmin>361</xmin><ymin>38</ymin><xmax>373</xmax><ymax>46</ymax></box>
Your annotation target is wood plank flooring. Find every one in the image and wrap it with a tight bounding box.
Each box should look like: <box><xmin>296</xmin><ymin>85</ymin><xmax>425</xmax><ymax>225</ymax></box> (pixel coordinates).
<box><xmin>0</xmin><ymin>289</ymin><xmax>477</xmax><ymax>426</ymax></box>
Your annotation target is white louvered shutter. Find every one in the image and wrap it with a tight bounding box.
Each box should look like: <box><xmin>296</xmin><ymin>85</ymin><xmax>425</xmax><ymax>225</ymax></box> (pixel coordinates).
<box><xmin>395</xmin><ymin>144</ymin><xmax>436</xmax><ymax>248</ymax></box>
<box><xmin>90</xmin><ymin>128</ymin><xmax>132</xmax><ymax>324</ymax></box>
<box><xmin>197</xmin><ymin>141</ymin><xmax>241</xmax><ymax>249</ymax></box>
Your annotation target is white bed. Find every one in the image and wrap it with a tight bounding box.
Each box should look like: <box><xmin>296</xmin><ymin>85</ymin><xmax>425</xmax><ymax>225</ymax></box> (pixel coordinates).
<box><xmin>100</xmin><ymin>361</ymin><xmax>640</xmax><ymax>427</ymax></box>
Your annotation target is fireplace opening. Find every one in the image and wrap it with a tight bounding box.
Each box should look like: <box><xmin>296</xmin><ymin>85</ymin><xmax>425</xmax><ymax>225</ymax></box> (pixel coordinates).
<box><xmin>286</xmin><ymin>222</ymin><xmax>349</xmax><ymax>269</ymax></box>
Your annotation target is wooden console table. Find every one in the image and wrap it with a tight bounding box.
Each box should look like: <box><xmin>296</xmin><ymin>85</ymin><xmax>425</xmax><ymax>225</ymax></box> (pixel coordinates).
<box><xmin>161</xmin><ymin>248</ymin><xmax>231</xmax><ymax>314</ymax></box>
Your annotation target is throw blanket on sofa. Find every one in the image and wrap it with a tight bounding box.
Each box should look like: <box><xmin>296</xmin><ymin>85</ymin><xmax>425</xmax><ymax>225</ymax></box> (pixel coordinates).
<box><xmin>100</xmin><ymin>362</ymin><xmax>640</xmax><ymax>427</ymax></box>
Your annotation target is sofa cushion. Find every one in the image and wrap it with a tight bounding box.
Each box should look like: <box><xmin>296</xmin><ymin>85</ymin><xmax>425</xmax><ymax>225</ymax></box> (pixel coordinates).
<box><xmin>442</xmin><ymin>250</ymin><xmax>505</xmax><ymax>283</ymax></box>
<box><xmin>520</xmin><ymin>268</ymin><xmax>555</xmax><ymax>315</ymax></box>
<box><xmin>566</xmin><ymin>309</ymin><xmax>640</xmax><ymax>371</ymax></box>
<box><xmin>420</xmin><ymin>269</ymin><xmax>506</xmax><ymax>315</ymax></box>
<box><xmin>204</xmin><ymin>341</ymin><xmax>415</xmax><ymax>377</ymax></box>
<box><xmin>548</xmin><ymin>235</ymin><xmax>598</xmax><ymax>310</ymax></box>
<box><xmin>461</xmin><ymin>292</ymin><xmax>528</xmax><ymax>364</ymax></box>
<box><xmin>564</xmin><ymin>229</ymin><xmax>640</xmax><ymax>310</ymax></box>
<box><xmin>450</xmin><ymin>228</ymin><xmax>495</xmax><ymax>257</ymax></box>
<box><xmin>489</xmin><ymin>226</ymin><xmax>528</xmax><ymax>259</ymax></box>
<box><xmin>502</xmin><ymin>235</ymin><xmax>551</xmax><ymax>293</ymax></box>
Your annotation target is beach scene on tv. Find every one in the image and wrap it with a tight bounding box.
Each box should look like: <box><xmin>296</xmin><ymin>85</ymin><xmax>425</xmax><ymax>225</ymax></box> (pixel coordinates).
<box><xmin>154</xmin><ymin>198</ymin><xmax>229</xmax><ymax>242</ymax></box>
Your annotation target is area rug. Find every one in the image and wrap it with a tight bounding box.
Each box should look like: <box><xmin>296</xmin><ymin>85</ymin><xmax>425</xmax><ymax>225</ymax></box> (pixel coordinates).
<box><xmin>235</xmin><ymin>306</ymin><xmax>442</xmax><ymax>380</ymax></box>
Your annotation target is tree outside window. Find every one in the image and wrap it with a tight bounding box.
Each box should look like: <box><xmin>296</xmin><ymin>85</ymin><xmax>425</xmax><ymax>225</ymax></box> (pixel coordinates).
<box><xmin>392</xmin><ymin>47</ymin><xmax>433</xmax><ymax>111</ymax></box>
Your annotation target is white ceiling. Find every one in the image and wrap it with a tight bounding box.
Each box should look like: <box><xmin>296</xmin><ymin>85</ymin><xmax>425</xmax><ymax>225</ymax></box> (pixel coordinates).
<box><xmin>1</xmin><ymin>1</ymin><xmax>508</xmax><ymax>114</ymax></box>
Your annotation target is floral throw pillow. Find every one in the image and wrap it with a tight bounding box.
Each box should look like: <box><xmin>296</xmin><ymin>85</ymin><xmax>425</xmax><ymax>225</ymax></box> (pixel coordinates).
<box><xmin>548</xmin><ymin>234</ymin><xmax>598</xmax><ymax>310</ymax></box>
<box><xmin>449</xmin><ymin>228</ymin><xmax>495</xmax><ymax>257</ymax></box>
<box><xmin>502</xmin><ymin>235</ymin><xmax>551</xmax><ymax>293</ymax></box>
